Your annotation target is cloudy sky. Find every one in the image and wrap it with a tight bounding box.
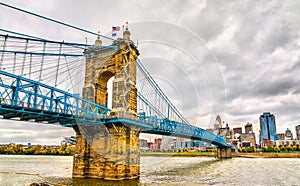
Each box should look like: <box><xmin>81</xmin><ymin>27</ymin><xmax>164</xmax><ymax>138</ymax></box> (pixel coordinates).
<box><xmin>0</xmin><ymin>0</ymin><xmax>299</xmax><ymax>144</ymax></box>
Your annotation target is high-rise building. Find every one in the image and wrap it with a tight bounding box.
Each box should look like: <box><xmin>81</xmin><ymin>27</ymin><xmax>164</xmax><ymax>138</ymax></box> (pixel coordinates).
<box><xmin>233</xmin><ymin>127</ymin><xmax>242</xmax><ymax>135</ymax></box>
<box><xmin>213</xmin><ymin>114</ymin><xmax>222</xmax><ymax>134</ymax></box>
<box><xmin>296</xmin><ymin>125</ymin><xmax>300</xmax><ymax>140</ymax></box>
<box><xmin>239</xmin><ymin>122</ymin><xmax>256</xmax><ymax>147</ymax></box>
<box><xmin>233</xmin><ymin>127</ymin><xmax>242</xmax><ymax>140</ymax></box>
<box><xmin>259</xmin><ymin>112</ymin><xmax>278</xmax><ymax>146</ymax></box>
<box><xmin>245</xmin><ymin>122</ymin><xmax>253</xmax><ymax>134</ymax></box>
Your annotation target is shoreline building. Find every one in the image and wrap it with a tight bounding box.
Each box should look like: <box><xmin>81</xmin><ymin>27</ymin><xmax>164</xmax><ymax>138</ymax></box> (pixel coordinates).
<box><xmin>275</xmin><ymin>127</ymin><xmax>300</xmax><ymax>147</ymax></box>
<box><xmin>277</xmin><ymin>133</ymin><xmax>285</xmax><ymax>140</ymax></box>
<box><xmin>240</xmin><ymin>122</ymin><xmax>256</xmax><ymax>147</ymax></box>
<box><xmin>259</xmin><ymin>112</ymin><xmax>278</xmax><ymax>147</ymax></box>
<box><xmin>206</xmin><ymin>115</ymin><xmax>232</xmax><ymax>145</ymax></box>
<box><xmin>231</xmin><ymin>123</ymin><xmax>256</xmax><ymax>149</ymax></box>
<box><xmin>284</xmin><ymin>128</ymin><xmax>293</xmax><ymax>140</ymax></box>
<box><xmin>231</xmin><ymin>127</ymin><xmax>242</xmax><ymax>149</ymax></box>
<box><xmin>245</xmin><ymin>122</ymin><xmax>253</xmax><ymax>133</ymax></box>
<box><xmin>296</xmin><ymin>125</ymin><xmax>300</xmax><ymax>140</ymax></box>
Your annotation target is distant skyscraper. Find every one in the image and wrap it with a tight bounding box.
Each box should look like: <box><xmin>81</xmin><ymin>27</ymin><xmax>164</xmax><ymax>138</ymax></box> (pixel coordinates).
<box><xmin>233</xmin><ymin>127</ymin><xmax>242</xmax><ymax>141</ymax></box>
<box><xmin>214</xmin><ymin>115</ymin><xmax>222</xmax><ymax>128</ymax></box>
<box><xmin>213</xmin><ymin>114</ymin><xmax>222</xmax><ymax>135</ymax></box>
<box><xmin>233</xmin><ymin>127</ymin><xmax>242</xmax><ymax>134</ymax></box>
<box><xmin>241</xmin><ymin>122</ymin><xmax>256</xmax><ymax>147</ymax></box>
<box><xmin>259</xmin><ymin>112</ymin><xmax>278</xmax><ymax>142</ymax></box>
<box><xmin>245</xmin><ymin>122</ymin><xmax>253</xmax><ymax>134</ymax></box>
<box><xmin>296</xmin><ymin>125</ymin><xmax>300</xmax><ymax>140</ymax></box>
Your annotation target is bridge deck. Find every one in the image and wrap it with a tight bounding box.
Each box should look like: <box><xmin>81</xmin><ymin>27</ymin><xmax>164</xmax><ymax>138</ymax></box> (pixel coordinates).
<box><xmin>0</xmin><ymin>56</ymin><xmax>228</xmax><ymax>148</ymax></box>
<box><xmin>0</xmin><ymin>100</ymin><xmax>228</xmax><ymax>147</ymax></box>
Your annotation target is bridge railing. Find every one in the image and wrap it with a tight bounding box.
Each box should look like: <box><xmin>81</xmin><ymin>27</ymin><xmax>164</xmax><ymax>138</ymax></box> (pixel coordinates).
<box><xmin>0</xmin><ymin>70</ymin><xmax>110</xmax><ymax>123</ymax></box>
<box><xmin>138</xmin><ymin>115</ymin><xmax>227</xmax><ymax>147</ymax></box>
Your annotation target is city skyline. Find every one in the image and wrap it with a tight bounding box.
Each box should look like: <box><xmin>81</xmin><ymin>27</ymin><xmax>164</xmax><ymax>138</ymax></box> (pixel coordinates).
<box><xmin>0</xmin><ymin>0</ymin><xmax>300</xmax><ymax>145</ymax></box>
<box><xmin>1</xmin><ymin>113</ymin><xmax>298</xmax><ymax>145</ymax></box>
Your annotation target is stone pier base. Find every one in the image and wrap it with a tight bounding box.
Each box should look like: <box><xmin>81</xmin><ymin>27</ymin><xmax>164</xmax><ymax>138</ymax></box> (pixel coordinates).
<box><xmin>72</xmin><ymin>123</ymin><xmax>140</xmax><ymax>180</ymax></box>
<box><xmin>216</xmin><ymin>147</ymin><xmax>232</xmax><ymax>158</ymax></box>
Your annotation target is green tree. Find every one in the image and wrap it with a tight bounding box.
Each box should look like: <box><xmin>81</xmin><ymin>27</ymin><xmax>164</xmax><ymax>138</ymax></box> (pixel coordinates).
<box><xmin>274</xmin><ymin>146</ymin><xmax>280</xmax><ymax>153</ymax></box>
<box><xmin>245</xmin><ymin>146</ymin><xmax>255</xmax><ymax>153</ymax></box>
<box><xmin>296</xmin><ymin>144</ymin><xmax>300</xmax><ymax>151</ymax></box>
<box><xmin>286</xmin><ymin>146</ymin><xmax>292</xmax><ymax>152</ymax></box>
<box><xmin>24</xmin><ymin>147</ymin><xmax>35</xmax><ymax>155</ymax></box>
<box><xmin>266</xmin><ymin>146</ymin><xmax>274</xmax><ymax>152</ymax></box>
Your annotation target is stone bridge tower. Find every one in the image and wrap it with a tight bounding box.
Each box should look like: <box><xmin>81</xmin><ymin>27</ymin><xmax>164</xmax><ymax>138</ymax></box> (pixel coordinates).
<box><xmin>83</xmin><ymin>28</ymin><xmax>138</xmax><ymax>118</ymax></box>
<box><xmin>72</xmin><ymin>24</ymin><xmax>141</xmax><ymax>180</ymax></box>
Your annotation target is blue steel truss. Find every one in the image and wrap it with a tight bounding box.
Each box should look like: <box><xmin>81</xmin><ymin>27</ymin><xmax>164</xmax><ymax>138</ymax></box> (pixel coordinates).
<box><xmin>0</xmin><ymin>70</ymin><xmax>228</xmax><ymax>147</ymax></box>
<box><xmin>137</xmin><ymin>117</ymin><xmax>227</xmax><ymax>147</ymax></box>
<box><xmin>0</xmin><ymin>70</ymin><xmax>110</xmax><ymax>126</ymax></box>
<box><xmin>0</xmin><ymin>30</ymin><xmax>229</xmax><ymax>147</ymax></box>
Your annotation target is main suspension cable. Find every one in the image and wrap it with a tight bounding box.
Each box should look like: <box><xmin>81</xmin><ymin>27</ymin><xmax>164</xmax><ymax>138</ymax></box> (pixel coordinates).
<box><xmin>0</xmin><ymin>2</ymin><xmax>115</xmax><ymax>41</ymax></box>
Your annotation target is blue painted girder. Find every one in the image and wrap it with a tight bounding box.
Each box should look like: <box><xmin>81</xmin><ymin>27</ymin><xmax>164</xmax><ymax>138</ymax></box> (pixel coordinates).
<box><xmin>0</xmin><ymin>70</ymin><xmax>228</xmax><ymax>147</ymax></box>
<box><xmin>0</xmin><ymin>70</ymin><xmax>110</xmax><ymax>123</ymax></box>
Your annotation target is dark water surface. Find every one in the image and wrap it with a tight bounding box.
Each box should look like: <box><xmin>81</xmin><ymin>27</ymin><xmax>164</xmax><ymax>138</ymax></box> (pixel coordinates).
<box><xmin>0</xmin><ymin>155</ymin><xmax>299</xmax><ymax>186</ymax></box>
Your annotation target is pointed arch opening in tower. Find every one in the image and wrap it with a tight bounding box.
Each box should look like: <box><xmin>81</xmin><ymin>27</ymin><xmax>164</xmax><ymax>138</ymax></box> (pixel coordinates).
<box><xmin>107</xmin><ymin>76</ymin><xmax>114</xmax><ymax>109</ymax></box>
<box><xmin>95</xmin><ymin>70</ymin><xmax>114</xmax><ymax>108</ymax></box>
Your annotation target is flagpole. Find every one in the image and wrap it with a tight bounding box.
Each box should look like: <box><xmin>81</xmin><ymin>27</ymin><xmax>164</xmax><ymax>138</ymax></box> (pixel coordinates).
<box><xmin>112</xmin><ymin>26</ymin><xmax>113</xmax><ymax>43</ymax></box>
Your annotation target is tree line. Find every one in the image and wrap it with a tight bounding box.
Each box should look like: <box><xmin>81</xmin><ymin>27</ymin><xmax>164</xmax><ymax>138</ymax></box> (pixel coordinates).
<box><xmin>262</xmin><ymin>145</ymin><xmax>300</xmax><ymax>153</ymax></box>
<box><xmin>0</xmin><ymin>144</ymin><xmax>75</xmax><ymax>155</ymax></box>
<box><xmin>238</xmin><ymin>144</ymin><xmax>300</xmax><ymax>153</ymax></box>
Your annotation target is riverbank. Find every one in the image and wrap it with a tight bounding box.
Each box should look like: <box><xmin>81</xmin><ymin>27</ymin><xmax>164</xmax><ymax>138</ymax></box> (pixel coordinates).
<box><xmin>141</xmin><ymin>151</ymin><xmax>300</xmax><ymax>158</ymax></box>
<box><xmin>141</xmin><ymin>151</ymin><xmax>215</xmax><ymax>157</ymax></box>
<box><xmin>232</xmin><ymin>152</ymin><xmax>300</xmax><ymax>158</ymax></box>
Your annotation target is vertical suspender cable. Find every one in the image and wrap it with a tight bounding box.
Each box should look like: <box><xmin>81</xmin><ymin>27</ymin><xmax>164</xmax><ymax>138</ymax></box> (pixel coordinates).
<box><xmin>13</xmin><ymin>52</ymin><xmax>16</xmax><ymax>75</ymax></box>
<box><xmin>21</xmin><ymin>39</ymin><xmax>29</xmax><ymax>75</ymax></box>
<box><xmin>29</xmin><ymin>54</ymin><xmax>32</xmax><ymax>79</ymax></box>
<box><xmin>39</xmin><ymin>42</ymin><xmax>46</xmax><ymax>81</ymax></box>
<box><xmin>55</xmin><ymin>43</ymin><xmax>62</xmax><ymax>86</ymax></box>
<box><xmin>0</xmin><ymin>35</ymin><xmax>8</xmax><ymax>69</ymax></box>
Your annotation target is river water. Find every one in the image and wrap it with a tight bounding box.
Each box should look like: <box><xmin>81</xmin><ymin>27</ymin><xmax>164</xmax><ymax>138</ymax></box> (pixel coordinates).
<box><xmin>0</xmin><ymin>155</ymin><xmax>299</xmax><ymax>186</ymax></box>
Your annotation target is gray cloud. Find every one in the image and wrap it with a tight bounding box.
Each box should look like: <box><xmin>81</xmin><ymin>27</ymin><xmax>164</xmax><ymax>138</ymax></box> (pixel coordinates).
<box><xmin>0</xmin><ymin>120</ymin><xmax>74</xmax><ymax>145</ymax></box>
<box><xmin>0</xmin><ymin>0</ymin><xmax>300</xmax><ymax>142</ymax></box>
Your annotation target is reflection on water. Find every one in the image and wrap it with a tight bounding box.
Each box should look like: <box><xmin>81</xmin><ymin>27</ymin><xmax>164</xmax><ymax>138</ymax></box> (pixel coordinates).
<box><xmin>49</xmin><ymin>177</ymin><xmax>140</xmax><ymax>186</ymax></box>
<box><xmin>0</xmin><ymin>155</ymin><xmax>299</xmax><ymax>186</ymax></box>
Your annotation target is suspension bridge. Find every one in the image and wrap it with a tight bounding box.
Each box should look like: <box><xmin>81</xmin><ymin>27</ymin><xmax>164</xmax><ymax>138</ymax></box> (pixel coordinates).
<box><xmin>0</xmin><ymin>2</ymin><xmax>231</xmax><ymax>181</ymax></box>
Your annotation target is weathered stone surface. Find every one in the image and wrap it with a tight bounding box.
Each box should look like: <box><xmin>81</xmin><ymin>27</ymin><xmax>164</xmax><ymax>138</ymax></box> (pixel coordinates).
<box><xmin>217</xmin><ymin>147</ymin><xmax>232</xmax><ymax>158</ymax></box>
<box><xmin>73</xmin><ymin>38</ymin><xmax>140</xmax><ymax>180</ymax></box>
<box><xmin>82</xmin><ymin>39</ymin><xmax>139</xmax><ymax>117</ymax></box>
<box><xmin>73</xmin><ymin>124</ymin><xmax>140</xmax><ymax>180</ymax></box>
